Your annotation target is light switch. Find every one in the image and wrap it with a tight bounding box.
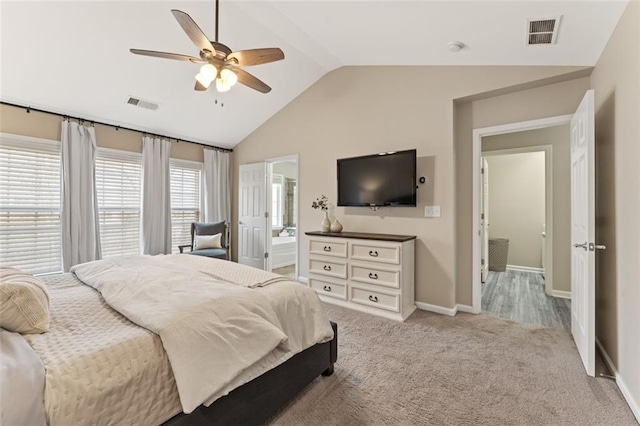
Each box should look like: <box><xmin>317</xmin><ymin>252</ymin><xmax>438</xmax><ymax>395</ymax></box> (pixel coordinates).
<box><xmin>424</xmin><ymin>206</ymin><xmax>441</xmax><ymax>218</ymax></box>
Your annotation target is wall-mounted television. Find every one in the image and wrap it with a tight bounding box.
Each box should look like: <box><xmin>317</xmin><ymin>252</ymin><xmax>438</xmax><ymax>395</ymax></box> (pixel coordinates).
<box><xmin>337</xmin><ymin>149</ymin><xmax>417</xmax><ymax>207</ymax></box>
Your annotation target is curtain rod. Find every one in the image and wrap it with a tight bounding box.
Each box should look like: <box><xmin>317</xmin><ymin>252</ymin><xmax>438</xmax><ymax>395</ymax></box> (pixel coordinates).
<box><xmin>0</xmin><ymin>101</ymin><xmax>233</xmax><ymax>153</ymax></box>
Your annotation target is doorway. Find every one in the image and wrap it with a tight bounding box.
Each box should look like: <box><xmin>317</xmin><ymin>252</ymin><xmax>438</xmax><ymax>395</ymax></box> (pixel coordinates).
<box><xmin>480</xmin><ymin>145</ymin><xmax>570</xmax><ymax>329</ymax></box>
<box><xmin>237</xmin><ymin>154</ymin><xmax>299</xmax><ymax>280</ymax></box>
<box><xmin>472</xmin><ymin>91</ymin><xmax>598</xmax><ymax>377</ymax></box>
<box><xmin>268</xmin><ymin>156</ymin><xmax>298</xmax><ymax>279</ymax></box>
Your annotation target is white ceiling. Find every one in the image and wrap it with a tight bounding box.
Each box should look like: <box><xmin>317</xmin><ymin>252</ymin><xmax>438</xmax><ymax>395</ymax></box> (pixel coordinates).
<box><xmin>0</xmin><ymin>1</ymin><xmax>629</xmax><ymax>148</ymax></box>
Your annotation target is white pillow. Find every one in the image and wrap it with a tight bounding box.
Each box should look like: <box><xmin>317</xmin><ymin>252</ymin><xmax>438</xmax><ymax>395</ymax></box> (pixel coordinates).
<box><xmin>0</xmin><ymin>267</ymin><xmax>50</xmax><ymax>334</ymax></box>
<box><xmin>194</xmin><ymin>233</ymin><xmax>223</xmax><ymax>250</ymax></box>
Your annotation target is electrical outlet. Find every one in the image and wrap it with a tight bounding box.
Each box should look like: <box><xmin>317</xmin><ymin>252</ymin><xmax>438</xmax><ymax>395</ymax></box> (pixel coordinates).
<box><xmin>424</xmin><ymin>206</ymin><xmax>441</xmax><ymax>218</ymax></box>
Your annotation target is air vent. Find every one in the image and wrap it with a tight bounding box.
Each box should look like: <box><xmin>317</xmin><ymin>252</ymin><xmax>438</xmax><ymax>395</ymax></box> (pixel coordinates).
<box><xmin>527</xmin><ymin>16</ymin><xmax>561</xmax><ymax>45</ymax></box>
<box><xmin>125</xmin><ymin>96</ymin><xmax>159</xmax><ymax>111</ymax></box>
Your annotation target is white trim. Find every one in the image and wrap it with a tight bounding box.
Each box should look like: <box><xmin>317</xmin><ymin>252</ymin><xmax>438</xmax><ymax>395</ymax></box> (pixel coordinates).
<box><xmin>472</xmin><ymin>114</ymin><xmax>572</xmax><ymax>314</ymax></box>
<box><xmin>96</xmin><ymin>146</ymin><xmax>142</xmax><ymax>160</ymax></box>
<box><xmin>0</xmin><ymin>131</ymin><xmax>60</xmax><ymax>145</ymax></box>
<box><xmin>596</xmin><ymin>338</ymin><xmax>640</xmax><ymax>423</ymax></box>
<box><xmin>297</xmin><ymin>276</ymin><xmax>308</xmax><ymax>284</ymax></box>
<box><xmin>506</xmin><ymin>265</ymin><xmax>544</xmax><ymax>274</ymax></box>
<box><xmin>170</xmin><ymin>157</ymin><xmax>203</xmax><ymax>169</ymax></box>
<box><xmin>456</xmin><ymin>304</ymin><xmax>475</xmax><ymax>314</ymax></box>
<box><xmin>416</xmin><ymin>301</ymin><xmax>458</xmax><ymax>317</ymax></box>
<box><xmin>265</xmin><ymin>154</ymin><xmax>299</xmax><ymax>280</ymax></box>
<box><xmin>551</xmin><ymin>290</ymin><xmax>571</xmax><ymax>299</ymax></box>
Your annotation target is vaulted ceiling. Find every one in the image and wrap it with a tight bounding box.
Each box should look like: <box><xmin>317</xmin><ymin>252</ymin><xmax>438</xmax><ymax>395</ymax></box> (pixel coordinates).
<box><xmin>0</xmin><ymin>1</ymin><xmax>629</xmax><ymax>148</ymax></box>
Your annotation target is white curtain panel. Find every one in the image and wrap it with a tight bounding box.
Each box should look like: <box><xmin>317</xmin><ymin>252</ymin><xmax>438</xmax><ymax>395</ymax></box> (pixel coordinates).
<box><xmin>203</xmin><ymin>149</ymin><xmax>231</xmax><ymax>224</ymax></box>
<box><xmin>141</xmin><ymin>136</ymin><xmax>172</xmax><ymax>255</ymax></box>
<box><xmin>61</xmin><ymin>120</ymin><xmax>101</xmax><ymax>271</ymax></box>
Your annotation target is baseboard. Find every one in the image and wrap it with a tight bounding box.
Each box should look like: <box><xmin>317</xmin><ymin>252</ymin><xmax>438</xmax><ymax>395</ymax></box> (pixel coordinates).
<box><xmin>456</xmin><ymin>304</ymin><xmax>475</xmax><ymax>314</ymax></box>
<box><xmin>596</xmin><ymin>338</ymin><xmax>640</xmax><ymax>423</ymax></box>
<box><xmin>416</xmin><ymin>301</ymin><xmax>457</xmax><ymax>317</ymax></box>
<box><xmin>297</xmin><ymin>276</ymin><xmax>308</xmax><ymax>284</ymax></box>
<box><xmin>551</xmin><ymin>290</ymin><xmax>571</xmax><ymax>299</ymax></box>
<box><xmin>506</xmin><ymin>265</ymin><xmax>544</xmax><ymax>273</ymax></box>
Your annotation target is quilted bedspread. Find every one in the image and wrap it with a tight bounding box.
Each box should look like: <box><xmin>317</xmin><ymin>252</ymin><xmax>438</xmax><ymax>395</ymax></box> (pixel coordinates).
<box><xmin>24</xmin><ymin>257</ymin><xmax>334</xmax><ymax>425</ymax></box>
<box><xmin>23</xmin><ymin>273</ymin><xmax>183</xmax><ymax>426</ymax></box>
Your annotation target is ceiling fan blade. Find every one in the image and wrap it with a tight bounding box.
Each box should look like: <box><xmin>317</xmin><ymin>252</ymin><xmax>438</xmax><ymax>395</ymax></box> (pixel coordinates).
<box><xmin>235</xmin><ymin>68</ymin><xmax>272</xmax><ymax>94</ymax></box>
<box><xmin>227</xmin><ymin>48</ymin><xmax>285</xmax><ymax>66</ymax></box>
<box><xmin>195</xmin><ymin>81</ymin><xmax>208</xmax><ymax>91</ymax></box>
<box><xmin>171</xmin><ymin>9</ymin><xmax>216</xmax><ymax>55</ymax></box>
<box><xmin>130</xmin><ymin>49</ymin><xmax>203</xmax><ymax>63</ymax></box>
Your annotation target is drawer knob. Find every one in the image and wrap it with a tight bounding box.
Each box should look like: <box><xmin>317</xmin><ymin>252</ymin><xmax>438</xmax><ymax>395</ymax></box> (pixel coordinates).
<box><xmin>369</xmin><ymin>295</ymin><xmax>379</xmax><ymax>303</ymax></box>
<box><xmin>323</xmin><ymin>285</ymin><xmax>332</xmax><ymax>292</ymax></box>
<box><xmin>323</xmin><ymin>246</ymin><xmax>332</xmax><ymax>252</ymax></box>
<box><xmin>323</xmin><ymin>265</ymin><xmax>332</xmax><ymax>271</ymax></box>
<box><xmin>368</xmin><ymin>272</ymin><xmax>378</xmax><ymax>280</ymax></box>
<box><xmin>369</xmin><ymin>250</ymin><xmax>379</xmax><ymax>257</ymax></box>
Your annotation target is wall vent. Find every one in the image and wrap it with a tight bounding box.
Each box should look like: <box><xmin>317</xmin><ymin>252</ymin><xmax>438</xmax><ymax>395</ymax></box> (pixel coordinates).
<box><xmin>125</xmin><ymin>96</ymin><xmax>159</xmax><ymax>111</ymax></box>
<box><xmin>527</xmin><ymin>16</ymin><xmax>561</xmax><ymax>45</ymax></box>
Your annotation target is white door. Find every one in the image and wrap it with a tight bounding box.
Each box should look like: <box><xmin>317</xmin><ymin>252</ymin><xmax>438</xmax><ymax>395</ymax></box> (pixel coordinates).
<box><xmin>481</xmin><ymin>158</ymin><xmax>490</xmax><ymax>282</ymax></box>
<box><xmin>570</xmin><ymin>89</ymin><xmax>596</xmax><ymax>377</ymax></box>
<box><xmin>238</xmin><ymin>163</ymin><xmax>267</xmax><ymax>269</ymax></box>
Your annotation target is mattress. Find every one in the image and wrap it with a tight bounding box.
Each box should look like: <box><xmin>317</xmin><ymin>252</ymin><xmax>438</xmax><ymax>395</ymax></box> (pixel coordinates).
<box><xmin>23</xmin><ymin>273</ymin><xmax>183</xmax><ymax>426</ymax></box>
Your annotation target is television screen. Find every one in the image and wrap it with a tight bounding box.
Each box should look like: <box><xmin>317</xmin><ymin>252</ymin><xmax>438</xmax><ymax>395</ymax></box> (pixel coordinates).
<box><xmin>337</xmin><ymin>149</ymin><xmax>417</xmax><ymax>207</ymax></box>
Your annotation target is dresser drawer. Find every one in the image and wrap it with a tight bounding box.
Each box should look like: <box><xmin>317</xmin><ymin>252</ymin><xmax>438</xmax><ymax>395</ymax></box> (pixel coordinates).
<box><xmin>351</xmin><ymin>264</ymin><xmax>400</xmax><ymax>289</ymax></box>
<box><xmin>309</xmin><ymin>258</ymin><xmax>347</xmax><ymax>279</ymax></box>
<box><xmin>350</xmin><ymin>286</ymin><xmax>399</xmax><ymax>312</ymax></box>
<box><xmin>309</xmin><ymin>239</ymin><xmax>347</xmax><ymax>258</ymax></box>
<box><xmin>309</xmin><ymin>278</ymin><xmax>347</xmax><ymax>300</ymax></box>
<box><xmin>350</xmin><ymin>243</ymin><xmax>400</xmax><ymax>265</ymax></box>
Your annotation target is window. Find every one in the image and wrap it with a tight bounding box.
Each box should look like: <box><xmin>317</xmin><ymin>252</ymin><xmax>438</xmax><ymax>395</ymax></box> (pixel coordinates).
<box><xmin>95</xmin><ymin>149</ymin><xmax>142</xmax><ymax>257</ymax></box>
<box><xmin>170</xmin><ymin>159</ymin><xmax>202</xmax><ymax>253</ymax></box>
<box><xmin>0</xmin><ymin>134</ymin><xmax>61</xmax><ymax>274</ymax></box>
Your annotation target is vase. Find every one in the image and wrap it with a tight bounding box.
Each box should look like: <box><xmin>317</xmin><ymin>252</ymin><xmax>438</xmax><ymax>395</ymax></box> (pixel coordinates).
<box><xmin>330</xmin><ymin>218</ymin><xmax>343</xmax><ymax>233</ymax></box>
<box><xmin>321</xmin><ymin>211</ymin><xmax>331</xmax><ymax>233</ymax></box>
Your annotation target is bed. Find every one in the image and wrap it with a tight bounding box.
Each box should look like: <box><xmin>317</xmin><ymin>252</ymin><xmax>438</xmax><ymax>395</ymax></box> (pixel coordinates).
<box><xmin>2</xmin><ymin>255</ymin><xmax>337</xmax><ymax>426</ymax></box>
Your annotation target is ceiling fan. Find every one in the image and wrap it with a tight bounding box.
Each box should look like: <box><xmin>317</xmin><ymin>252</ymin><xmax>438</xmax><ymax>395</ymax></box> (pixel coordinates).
<box><xmin>130</xmin><ymin>0</ymin><xmax>284</xmax><ymax>94</ymax></box>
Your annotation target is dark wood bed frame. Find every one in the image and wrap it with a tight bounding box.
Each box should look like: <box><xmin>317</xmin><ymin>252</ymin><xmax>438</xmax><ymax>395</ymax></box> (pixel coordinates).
<box><xmin>163</xmin><ymin>321</ymin><xmax>338</xmax><ymax>426</ymax></box>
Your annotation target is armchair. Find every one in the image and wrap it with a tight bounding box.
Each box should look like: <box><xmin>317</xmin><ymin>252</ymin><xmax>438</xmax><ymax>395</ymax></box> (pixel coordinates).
<box><xmin>178</xmin><ymin>221</ymin><xmax>230</xmax><ymax>260</ymax></box>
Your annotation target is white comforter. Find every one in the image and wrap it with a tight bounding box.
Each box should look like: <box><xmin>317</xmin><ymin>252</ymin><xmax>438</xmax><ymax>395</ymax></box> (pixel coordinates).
<box><xmin>0</xmin><ymin>329</ymin><xmax>46</xmax><ymax>426</ymax></box>
<box><xmin>71</xmin><ymin>255</ymin><xmax>333</xmax><ymax>414</ymax></box>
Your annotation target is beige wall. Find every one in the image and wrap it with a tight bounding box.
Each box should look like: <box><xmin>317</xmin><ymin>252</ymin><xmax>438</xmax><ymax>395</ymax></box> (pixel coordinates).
<box><xmin>455</xmin><ymin>77</ymin><xmax>591</xmax><ymax>305</ymax></box>
<box><xmin>482</xmin><ymin>125</ymin><xmax>571</xmax><ymax>291</ymax></box>
<box><xmin>484</xmin><ymin>152</ymin><xmax>545</xmax><ymax>269</ymax></box>
<box><xmin>0</xmin><ymin>104</ymin><xmax>205</xmax><ymax>162</ymax></box>
<box><xmin>232</xmin><ymin>65</ymin><xmax>589</xmax><ymax>308</ymax></box>
<box><xmin>590</xmin><ymin>0</ymin><xmax>639</xmax><ymax>415</ymax></box>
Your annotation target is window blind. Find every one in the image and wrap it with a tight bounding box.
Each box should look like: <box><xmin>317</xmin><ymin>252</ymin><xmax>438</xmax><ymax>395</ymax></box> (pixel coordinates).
<box><xmin>0</xmin><ymin>135</ymin><xmax>62</xmax><ymax>274</ymax></box>
<box><xmin>170</xmin><ymin>159</ymin><xmax>202</xmax><ymax>253</ymax></box>
<box><xmin>95</xmin><ymin>148</ymin><xmax>142</xmax><ymax>257</ymax></box>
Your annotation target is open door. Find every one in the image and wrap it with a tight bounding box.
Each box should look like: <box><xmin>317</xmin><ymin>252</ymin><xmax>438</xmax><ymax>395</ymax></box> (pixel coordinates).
<box><xmin>570</xmin><ymin>89</ymin><xmax>598</xmax><ymax>377</ymax></box>
<box><xmin>238</xmin><ymin>163</ymin><xmax>267</xmax><ymax>270</ymax></box>
<box><xmin>481</xmin><ymin>158</ymin><xmax>490</xmax><ymax>283</ymax></box>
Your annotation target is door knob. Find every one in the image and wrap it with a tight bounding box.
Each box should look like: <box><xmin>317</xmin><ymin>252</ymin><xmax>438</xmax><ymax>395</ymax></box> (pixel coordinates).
<box><xmin>238</xmin><ymin>221</ymin><xmax>244</xmax><ymax>225</ymax></box>
<box><xmin>595</xmin><ymin>244</ymin><xmax>606</xmax><ymax>250</ymax></box>
<box><xmin>573</xmin><ymin>242</ymin><xmax>588</xmax><ymax>250</ymax></box>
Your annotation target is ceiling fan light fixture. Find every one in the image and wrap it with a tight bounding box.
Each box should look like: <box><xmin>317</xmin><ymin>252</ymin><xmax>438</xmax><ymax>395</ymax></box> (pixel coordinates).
<box><xmin>200</xmin><ymin>64</ymin><xmax>218</xmax><ymax>81</ymax></box>
<box><xmin>220</xmin><ymin>68</ymin><xmax>238</xmax><ymax>87</ymax></box>
<box><xmin>216</xmin><ymin>77</ymin><xmax>231</xmax><ymax>92</ymax></box>
<box><xmin>195</xmin><ymin>72</ymin><xmax>213</xmax><ymax>88</ymax></box>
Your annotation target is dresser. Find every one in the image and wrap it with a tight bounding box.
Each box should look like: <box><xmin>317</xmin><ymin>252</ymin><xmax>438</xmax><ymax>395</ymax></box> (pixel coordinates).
<box><xmin>305</xmin><ymin>231</ymin><xmax>416</xmax><ymax>321</ymax></box>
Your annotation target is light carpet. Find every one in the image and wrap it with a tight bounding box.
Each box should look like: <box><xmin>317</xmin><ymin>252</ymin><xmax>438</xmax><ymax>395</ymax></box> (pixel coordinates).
<box><xmin>270</xmin><ymin>304</ymin><xmax>637</xmax><ymax>426</ymax></box>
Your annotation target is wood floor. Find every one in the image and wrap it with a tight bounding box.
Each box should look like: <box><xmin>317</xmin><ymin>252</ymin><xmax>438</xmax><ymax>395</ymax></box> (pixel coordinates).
<box><xmin>482</xmin><ymin>270</ymin><xmax>571</xmax><ymax>330</ymax></box>
<box><xmin>273</xmin><ymin>264</ymin><xmax>295</xmax><ymax>279</ymax></box>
